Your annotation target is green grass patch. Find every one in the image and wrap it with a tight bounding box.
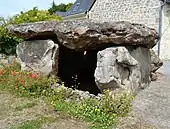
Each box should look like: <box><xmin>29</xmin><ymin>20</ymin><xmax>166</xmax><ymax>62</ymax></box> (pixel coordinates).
<box><xmin>0</xmin><ymin>63</ymin><xmax>134</xmax><ymax>129</ymax></box>
<box><xmin>55</xmin><ymin>100</ymin><xmax>117</xmax><ymax>129</ymax></box>
<box><xmin>14</xmin><ymin>101</ymin><xmax>37</xmax><ymax>111</ymax></box>
<box><xmin>54</xmin><ymin>91</ymin><xmax>134</xmax><ymax>129</ymax></box>
<box><xmin>10</xmin><ymin>117</ymin><xmax>55</xmax><ymax>129</ymax></box>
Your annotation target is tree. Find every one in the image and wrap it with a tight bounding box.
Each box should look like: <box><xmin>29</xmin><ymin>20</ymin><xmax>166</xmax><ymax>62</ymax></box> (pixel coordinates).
<box><xmin>0</xmin><ymin>17</ymin><xmax>6</xmax><ymax>25</ymax></box>
<box><xmin>66</xmin><ymin>3</ymin><xmax>73</xmax><ymax>11</ymax></box>
<box><xmin>48</xmin><ymin>1</ymin><xmax>73</xmax><ymax>14</ymax></box>
<box><xmin>0</xmin><ymin>7</ymin><xmax>61</xmax><ymax>55</ymax></box>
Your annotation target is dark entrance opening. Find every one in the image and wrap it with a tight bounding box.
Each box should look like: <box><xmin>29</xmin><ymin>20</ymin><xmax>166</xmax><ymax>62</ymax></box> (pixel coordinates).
<box><xmin>58</xmin><ymin>46</ymin><xmax>101</xmax><ymax>95</ymax></box>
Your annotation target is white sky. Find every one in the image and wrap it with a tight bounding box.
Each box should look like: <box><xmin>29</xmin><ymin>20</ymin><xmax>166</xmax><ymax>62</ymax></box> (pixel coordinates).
<box><xmin>0</xmin><ymin>0</ymin><xmax>76</xmax><ymax>18</ymax></box>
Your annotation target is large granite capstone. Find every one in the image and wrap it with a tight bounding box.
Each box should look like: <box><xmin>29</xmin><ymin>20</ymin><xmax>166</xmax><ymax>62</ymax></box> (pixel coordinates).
<box><xmin>7</xmin><ymin>20</ymin><xmax>158</xmax><ymax>51</ymax></box>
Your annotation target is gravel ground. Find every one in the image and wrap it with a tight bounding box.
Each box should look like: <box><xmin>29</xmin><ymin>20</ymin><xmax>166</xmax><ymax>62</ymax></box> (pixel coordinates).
<box><xmin>116</xmin><ymin>61</ymin><xmax>170</xmax><ymax>129</ymax></box>
<box><xmin>132</xmin><ymin>61</ymin><xmax>170</xmax><ymax>129</ymax></box>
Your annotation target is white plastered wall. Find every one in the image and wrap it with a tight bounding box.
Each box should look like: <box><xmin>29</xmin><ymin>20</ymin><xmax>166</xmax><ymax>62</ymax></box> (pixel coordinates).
<box><xmin>158</xmin><ymin>4</ymin><xmax>170</xmax><ymax>60</ymax></box>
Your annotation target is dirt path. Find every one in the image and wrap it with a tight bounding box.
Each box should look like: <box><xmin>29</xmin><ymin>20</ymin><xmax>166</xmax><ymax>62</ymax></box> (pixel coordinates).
<box><xmin>0</xmin><ymin>91</ymin><xmax>90</xmax><ymax>129</ymax></box>
<box><xmin>132</xmin><ymin>73</ymin><xmax>170</xmax><ymax>129</ymax></box>
<box><xmin>116</xmin><ymin>61</ymin><xmax>170</xmax><ymax>129</ymax></box>
<box><xmin>130</xmin><ymin>60</ymin><xmax>170</xmax><ymax>129</ymax></box>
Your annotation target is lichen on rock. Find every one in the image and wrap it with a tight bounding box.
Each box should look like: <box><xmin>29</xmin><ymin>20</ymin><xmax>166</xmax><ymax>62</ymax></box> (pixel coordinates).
<box><xmin>7</xmin><ymin>20</ymin><xmax>158</xmax><ymax>51</ymax></box>
<box><xmin>6</xmin><ymin>20</ymin><xmax>160</xmax><ymax>93</ymax></box>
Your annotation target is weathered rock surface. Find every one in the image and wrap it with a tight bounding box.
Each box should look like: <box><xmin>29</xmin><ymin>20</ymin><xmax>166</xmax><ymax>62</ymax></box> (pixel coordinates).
<box><xmin>150</xmin><ymin>49</ymin><xmax>163</xmax><ymax>72</ymax></box>
<box><xmin>16</xmin><ymin>40</ymin><xmax>59</xmax><ymax>76</ymax></box>
<box><xmin>6</xmin><ymin>20</ymin><xmax>160</xmax><ymax>93</ymax></box>
<box><xmin>7</xmin><ymin>20</ymin><xmax>158</xmax><ymax>50</ymax></box>
<box><xmin>150</xmin><ymin>49</ymin><xmax>163</xmax><ymax>81</ymax></box>
<box><xmin>94</xmin><ymin>47</ymin><xmax>151</xmax><ymax>93</ymax></box>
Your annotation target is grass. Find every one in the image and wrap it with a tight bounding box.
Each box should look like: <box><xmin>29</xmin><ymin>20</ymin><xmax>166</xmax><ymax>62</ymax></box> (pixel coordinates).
<box><xmin>52</xmin><ymin>90</ymin><xmax>134</xmax><ymax>129</ymax></box>
<box><xmin>14</xmin><ymin>101</ymin><xmax>37</xmax><ymax>111</ymax></box>
<box><xmin>0</xmin><ymin>63</ymin><xmax>134</xmax><ymax>129</ymax></box>
<box><xmin>54</xmin><ymin>100</ymin><xmax>117</xmax><ymax>129</ymax></box>
<box><xmin>10</xmin><ymin>117</ymin><xmax>55</xmax><ymax>129</ymax></box>
<box><xmin>0</xmin><ymin>92</ymin><xmax>90</xmax><ymax>129</ymax></box>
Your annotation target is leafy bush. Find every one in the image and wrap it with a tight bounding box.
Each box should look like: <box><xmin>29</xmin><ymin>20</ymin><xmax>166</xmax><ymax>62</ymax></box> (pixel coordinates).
<box><xmin>10</xmin><ymin>7</ymin><xmax>62</xmax><ymax>24</ymax></box>
<box><xmin>0</xmin><ymin>7</ymin><xmax>61</xmax><ymax>55</ymax></box>
<box><xmin>0</xmin><ymin>21</ymin><xmax>22</xmax><ymax>55</ymax></box>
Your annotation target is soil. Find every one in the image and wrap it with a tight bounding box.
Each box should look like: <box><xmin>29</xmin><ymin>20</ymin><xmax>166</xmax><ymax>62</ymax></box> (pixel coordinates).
<box><xmin>0</xmin><ymin>91</ymin><xmax>90</xmax><ymax>129</ymax></box>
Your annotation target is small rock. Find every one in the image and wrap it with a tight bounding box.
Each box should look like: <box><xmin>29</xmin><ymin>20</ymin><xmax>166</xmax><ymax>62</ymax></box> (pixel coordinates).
<box><xmin>50</xmin><ymin>83</ymin><xmax>61</xmax><ymax>89</ymax></box>
<box><xmin>150</xmin><ymin>72</ymin><xmax>157</xmax><ymax>81</ymax></box>
<box><xmin>150</xmin><ymin>49</ymin><xmax>163</xmax><ymax>81</ymax></box>
<box><xmin>7</xmin><ymin>56</ymin><xmax>16</xmax><ymax>64</ymax></box>
<box><xmin>81</xmin><ymin>91</ymin><xmax>91</xmax><ymax>99</ymax></box>
<box><xmin>150</xmin><ymin>49</ymin><xmax>163</xmax><ymax>72</ymax></box>
<box><xmin>0</xmin><ymin>59</ymin><xmax>9</xmax><ymax>65</ymax></box>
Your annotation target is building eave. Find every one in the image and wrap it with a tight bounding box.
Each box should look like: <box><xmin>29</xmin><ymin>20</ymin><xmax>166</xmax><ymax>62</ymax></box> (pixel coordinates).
<box><xmin>63</xmin><ymin>13</ymin><xmax>87</xmax><ymax>20</ymax></box>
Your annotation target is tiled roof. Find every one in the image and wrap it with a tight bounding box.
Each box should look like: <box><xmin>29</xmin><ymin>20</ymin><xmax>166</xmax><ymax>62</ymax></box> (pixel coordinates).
<box><xmin>56</xmin><ymin>0</ymin><xmax>96</xmax><ymax>17</ymax></box>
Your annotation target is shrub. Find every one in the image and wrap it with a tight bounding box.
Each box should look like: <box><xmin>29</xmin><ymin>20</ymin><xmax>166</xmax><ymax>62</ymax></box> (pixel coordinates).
<box><xmin>0</xmin><ymin>7</ymin><xmax>61</xmax><ymax>55</ymax></box>
<box><xmin>0</xmin><ymin>22</ymin><xmax>22</xmax><ymax>55</ymax></box>
<box><xmin>0</xmin><ymin>63</ymin><xmax>54</xmax><ymax>97</ymax></box>
<box><xmin>9</xmin><ymin>7</ymin><xmax>62</xmax><ymax>24</ymax></box>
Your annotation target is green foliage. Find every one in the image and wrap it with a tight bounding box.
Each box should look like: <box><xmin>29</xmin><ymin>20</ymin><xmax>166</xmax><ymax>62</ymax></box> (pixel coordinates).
<box><xmin>100</xmin><ymin>90</ymin><xmax>133</xmax><ymax>117</ymax></box>
<box><xmin>14</xmin><ymin>101</ymin><xmax>37</xmax><ymax>111</ymax></box>
<box><xmin>0</xmin><ymin>62</ymin><xmax>56</xmax><ymax>97</ymax></box>
<box><xmin>0</xmin><ymin>17</ymin><xmax>6</xmax><ymax>25</ymax></box>
<box><xmin>54</xmin><ymin>91</ymin><xmax>133</xmax><ymax>129</ymax></box>
<box><xmin>0</xmin><ymin>7</ymin><xmax>61</xmax><ymax>55</ymax></box>
<box><xmin>0</xmin><ymin>63</ymin><xmax>134</xmax><ymax>129</ymax></box>
<box><xmin>48</xmin><ymin>1</ymin><xmax>73</xmax><ymax>14</ymax></box>
<box><xmin>10</xmin><ymin>7</ymin><xmax>61</xmax><ymax>24</ymax></box>
<box><xmin>66</xmin><ymin>3</ymin><xmax>73</xmax><ymax>11</ymax></box>
<box><xmin>0</xmin><ymin>22</ymin><xmax>22</xmax><ymax>55</ymax></box>
<box><xmin>10</xmin><ymin>117</ymin><xmax>55</xmax><ymax>129</ymax></box>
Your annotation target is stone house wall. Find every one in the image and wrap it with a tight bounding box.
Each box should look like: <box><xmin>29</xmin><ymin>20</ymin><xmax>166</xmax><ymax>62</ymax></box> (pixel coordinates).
<box><xmin>157</xmin><ymin>4</ymin><xmax>170</xmax><ymax>60</ymax></box>
<box><xmin>89</xmin><ymin>0</ymin><xmax>170</xmax><ymax>60</ymax></box>
<box><xmin>89</xmin><ymin>0</ymin><xmax>161</xmax><ymax>30</ymax></box>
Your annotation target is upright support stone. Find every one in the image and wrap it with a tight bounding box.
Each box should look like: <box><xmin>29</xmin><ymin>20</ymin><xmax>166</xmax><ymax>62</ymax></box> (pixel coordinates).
<box><xmin>94</xmin><ymin>47</ymin><xmax>151</xmax><ymax>93</ymax></box>
<box><xmin>16</xmin><ymin>40</ymin><xmax>59</xmax><ymax>76</ymax></box>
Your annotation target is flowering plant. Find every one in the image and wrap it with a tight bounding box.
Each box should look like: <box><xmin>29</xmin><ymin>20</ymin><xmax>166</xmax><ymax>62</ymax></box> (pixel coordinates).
<box><xmin>0</xmin><ymin>63</ymin><xmax>52</xmax><ymax>96</ymax></box>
